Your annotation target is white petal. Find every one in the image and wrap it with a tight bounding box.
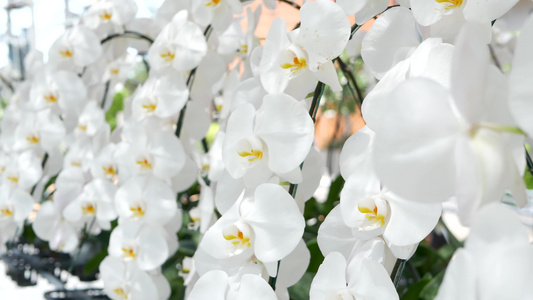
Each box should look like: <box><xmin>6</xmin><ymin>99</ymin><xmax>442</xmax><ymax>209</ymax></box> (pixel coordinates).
<box><xmin>361</xmin><ymin>7</ymin><xmax>419</xmax><ymax>79</ymax></box>
<box><xmin>435</xmin><ymin>249</ymin><xmax>476</xmax><ymax>300</ymax></box>
<box><xmin>385</xmin><ymin>194</ymin><xmax>441</xmax><ymax>247</ymax></box>
<box><xmin>188</xmin><ymin>270</ymin><xmax>228</xmax><ymax>300</ymax></box>
<box><xmin>309</xmin><ymin>252</ymin><xmax>347</xmax><ymax>300</ymax></box>
<box><xmin>244</xmin><ymin>183</ymin><xmax>305</xmax><ymax>263</ymax></box>
<box><xmin>237</xmin><ymin>274</ymin><xmax>277</xmax><ymax>300</ymax></box>
<box><xmin>255</xmin><ymin>94</ymin><xmax>314</xmax><ymax>174</ymax></box>
<box><xmin>451</xmin><ymin>23</ymin><xmax>490</xmax><ymax>124</ymax></box>
<box><xmin>317</xmin><ymin>205</ymin><xmax>357</xmax><ymax>259</ymax></box>
<box><xmin>509</xmin><ymin>13</ymin><xmax>533</xmax><ymax>137</ymax></box>
<box><xmin>373</xmin><ymin>78</ymin><xmax>462</xmax><ymax>202</ymax></box>
<box><xmin>339</xmin><ymin>126</ymin><xmax>375</xmax><ymax>179</ymax></box>
<box><xmin>296</xmin><ymin>0</ymin><xmax>350</xmax><ymax>69</ymax></box>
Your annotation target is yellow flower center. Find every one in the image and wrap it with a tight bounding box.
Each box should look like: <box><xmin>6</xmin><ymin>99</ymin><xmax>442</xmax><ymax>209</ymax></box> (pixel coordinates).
<box><xmin>122</xmin><ymin>247</ymin><xmax>136</xmax><ymax>260</ymax></box>
<box><xmin>82</xmin><ymin>204</ymin><xmax>96</xmax><ymax>216</ymax></box>
<box><xmin>142</xmin><ymin>103</ymin><xmax>157</xmax><ymax>113</ymax></box>
<box><xmin>205</xmin><ymin>0</ymin><xmax>221</xmax><ymax>6</ymax></box>
<box><xmin>435</xmin><ymin>0</ymin><xmax>463</xmax><ymax>9</ymax></box>
<box><xmin>358</xmin><ymin>205</ymin><xmax>386</xmax><ymax>226</ymax></box>
<box><xmin>6</xmin><ymin>176</ymin><xmax>19</xmax><ymax>184</ymax></box>
<box><xmin>26</xmin><ymin>135</ymin><xmax>40</xmax><ymax>144</ymax></box>
<box><xmin>59</xmin><ymin>49</ymin><xmax>73</xmax><ymax>58</ymax></box>
<box><xmin>281</xmin><ymin>57</ymin><xmax>307</xmax><ymax>73</ymax></box>
<box><xmin>113</xmin><ymin>288</ymin><xmax>128</xmax><ymax>299</ymax></box>
<box><xmin>130</xmin><ymin>205</ymin><xmax>145</xmax><ymax>217</ymax></box>
<box><xmin>99</xmin><ymin>11</ymin><xmax>112</xmax><ymax>20</ymax></box>
<box><xmin>102</xmin><ymin>166</ymin><xmax>116</xmax><ymax>177</ymax></box>
<box><xmin>237</xmin><ymin>149</ymin><xmax>263</xmax><ymax>162</ymax></box>
<box><xmin>0</xmin><ymin>208</ymin><xmax>13</xmax><ymax>217</ymax></box>
<box><xmin>44</xmin><ymin>93</ymin><xmax>58</xmax><ymax>103</ymax></box>
<box><xmin>160</xmin><ymin>51</ymin><xmax>175</xmax><ymax>62</ymax></box>
<box><xmin>136</xmin><ymin>158</ymin><xmax>152</xmax><ymax>170</ymax></box>
<box><xmin>110</xmin><ymin>68</ymin><xmax>120</xmax><ymax>75</ymax></box>
<box><xmin>224</xmin><ymin>230</ymin><xmax>251</xmax><ymax>248</ymax></box>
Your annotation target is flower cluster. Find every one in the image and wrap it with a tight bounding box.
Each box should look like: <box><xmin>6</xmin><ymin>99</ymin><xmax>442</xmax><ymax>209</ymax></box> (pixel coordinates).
<box><xmin>0</xmin><ymin>0</ymin><xmax>532</xmax><ymax>299</ymax></box>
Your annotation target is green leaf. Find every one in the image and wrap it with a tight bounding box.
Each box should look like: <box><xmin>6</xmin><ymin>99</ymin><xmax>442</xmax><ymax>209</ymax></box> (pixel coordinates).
<box><xmin>401</xmin><ymin>273</ymin><xmax>432</xmax><ymax>300</ymax></box>
<box><xmin>84</xmin><ymin>248</ymin><xmax>108</xmax><ymax>275</ymax></box>
<box><xmin>420</xmin><ymin>270</ymin><xmax>446</xmax><ymax>300</ymax></box>
<box><xmin>305</xmin><ymin>238</ymin><xmax>324</xmax><ymax>274</ymax></box>
<box><xmin>324</xmin><ymin>175</ymin><xmax>344</xmax><ymax>213</ymax></box>
<box><xmin>105</xmin><ymin>92</ymin><xmax>125</xmax><ymax>131</ymax></box>
<box><xmin>288</xmin><ymin>272</ymin><xmax>314</xmax><ymax>300</ymax></box>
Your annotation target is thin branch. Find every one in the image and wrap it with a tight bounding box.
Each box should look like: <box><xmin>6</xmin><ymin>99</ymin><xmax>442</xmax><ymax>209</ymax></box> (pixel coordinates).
<box><xmin>351</xmin><ymin>5</ymin><xmax>400</xmax><ymax>39</ymax></box>
<box><xmin>30</xmin><ymin>153</ymin><xmax>49</xmax><ymax>196</ymax></box>
<box><xmin>309</xmin><ymin>82</ymin><xmax>325</xmax><ymax>122</ymax></box>
<box><xmin>278</xmin><ymin>0</ymin><xmax>301</xmax><ymax>10</ymax></box>
<box><xmin>526</xmin><ymin>148</ymin><xmax>533</xmax><ymax>177</ymax></box>
<box><xmin>100</xmin><ymin>80</ymin><xmax>110</xmax><ymax>109</ymax></box>
<box><xmin>100</xmin><ymin>30</ymin><xmax>154</xmax><ymax>45</ymax></box>
<box><xmin>0</xmin><ymin>74</ymin><xmax>14</xmax><ymax>93</ymax></box>
<box><xmin>268</xmin><ymin>81</ymin><xmax>324</xmax><ymax>290</ymax></box>
<box><xmin>336</xmin><ymin>57</ymin><xmax>363</xmax><ymax>107</ymax></box>
<box><xmin>391</xmin><ymin>259</ymin><xmax>406</xmax><ymax>288</ymax></box>
<box><xmin>175</xmin><ymin>25</ymin><xmax>212</xmax><ymax>138</ymax></box>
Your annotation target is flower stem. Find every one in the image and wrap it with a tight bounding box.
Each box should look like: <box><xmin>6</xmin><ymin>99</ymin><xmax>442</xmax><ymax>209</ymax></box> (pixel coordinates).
<box><xmin>175</xmin><ymin>25</ymin><xmax>212</xmax><ymax>138</ymax></box>
<box><xmin>391</xmin><ymin>259</ymin><xmax>406</xmax><ymax>287</ymax></box>
<box><xmin>526</xmin><ymin>149</ymin><xmax>533</xmax><ymax>177</ymax></box>
<box><xmin>30</xmin><ymin>153</ymin><xmax>48</xmax><ymax>196</ymax></box>
<box><xmin>278</xmin><ymin>0</ymin><xmax>301</xmax><ymax>10</ymax></box>
<box><xmin>309</xmin><ymin>82</ymin><xmax>325</xmax><ymax>122</ymax></box>
<box><xmin>335</xmin><ymin>57</ymin><xmax>363</xmax><ymax>108</ymax></box>
<box><xmin>100</xmin><ymin>80</ymin><xmax>110</xmax><ymax>109</ymax></box>
<box><xmin>100</xmin><ymin>30</ymin><xmax>154</xmax><ymax>45</ymax></box>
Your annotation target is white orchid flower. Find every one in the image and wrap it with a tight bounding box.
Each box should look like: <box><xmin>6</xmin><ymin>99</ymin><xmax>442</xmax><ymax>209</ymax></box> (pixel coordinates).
<box><xmin>372</xmin><ymin>24</ymin><xmax>527</xmax><ymax>224</ymax></box>
<box><xmin>100</xmin><ymin>256</ymin><xmax>159</xmax><ymax>300</ymax></box>
<box><xmin>411</xmin><ymin>0</ymin><xmax>519</xmax><ymax>42</ymax></box>
<box><xmin>63</xmin><ymin>178</ymin><xmax>117</xmax><ymax>231</ymax></box>
<box><xmin>148</xmin><ymin>10</ymin><xmax>207</xmax><ymax>73</ymax></box>
<box><xmin>90</xmin><ymin>143</ymin><xmax>119</xmax><ymax>181</ymax></box>
<box><xmin>115</xmin><ymin>124</ymin><xmax>186</xmax><ymax>181</ymax></box>
<box><xmin>1</xmin><ymin>150</ymin><xmax>42</xmax><ymax>191</ymax></box>
<box><xmin>29</xmin><ymin>68</ymin><xmax>87</xmax><ymax>115</ymax></box>
<box><xmin>32</xmin><ymin>201</ymin><xmax>79</xmax><ymax>252</ymax></box>
<box><xmin>14</xmin><ymin>109</ymin><xmax>66</xmax><ymax>154</ymax></box>
<box><xmin>48</xmin><ymin>25</ymin><xmax>103</xmax><ymax>70</ymax></box>
<box><xmin>115</xmin><ymin>175</ymin><xmax>178</xmax><ymax>227</ymax></box>
<box><xmin>83</xmin><ymin>0</ymin><xmax>138</xmax><ymax>34</ymax></box>
<box><xmin>108</xmin><ymin>220</ymin><xmax>169</xmax><ymax>271</ymax></box>
<box><xmin>222</xmin><ymin>94</ymin><xmax>314</xmax><ymax>188</ymax></box>
<box><xmin>199</xmin><ymin>183</ymin><xmax>305</xmax><ymax>266</ymax></box>
<box><xmin>191</xmin><ymin>0</ymin><xmax>243</xmax><ymax>31</ymax></box>
<box><xmin>188</xmin><ymin>270</ymin><xmax>277</xmax><ymax>300</ymax></box>
<box><xmin>436</xmin><ymin>203</ymin><xmax>533</xmax><ymax>300</ymax></box>
<box><xmin>340</xmin><ymin>126</ymin><xmax>442</xmax><ymax>249</ymax></box>
<box><xmin>310</xmin><ymin>251</ymin><xmax>398</xmax><ymax>300</ymax></box>
<box><xmin>131</xmin><ymin>72</ymin><xmax>189</xmax><ymax>121</ymax></box>
<box><xmin>260</xmin><ymin>0</ymin><xmax>350</xmax><ymax>97</ymax></box>
<box><xmin>0</xmin><ymin>185</ymin><xmax>34</xmax><ymax>229</ymax></box>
